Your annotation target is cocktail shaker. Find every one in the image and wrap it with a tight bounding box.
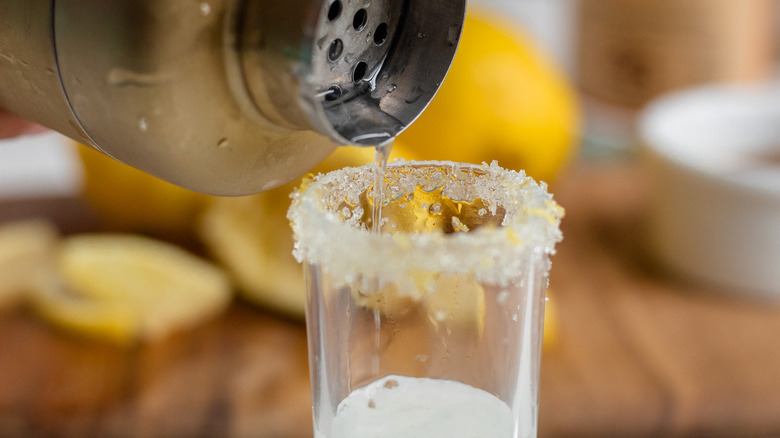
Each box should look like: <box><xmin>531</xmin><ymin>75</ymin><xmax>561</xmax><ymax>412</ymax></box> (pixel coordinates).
<box><xmin>0</xmin><ymin>0</ymin><xmax>465</xmax><ymax>195</ymax></box>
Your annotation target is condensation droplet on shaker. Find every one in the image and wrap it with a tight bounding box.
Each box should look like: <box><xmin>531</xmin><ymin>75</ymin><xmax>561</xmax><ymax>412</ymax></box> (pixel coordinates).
<box><xmin>405</xmin><ymin>86</ymin><xmax>424</xmax><ymax>104</ymax></box>
<box><xmin>447</xmin><ymin>25</ymin><xmax>460</xmax><ymax>46</ymax></box>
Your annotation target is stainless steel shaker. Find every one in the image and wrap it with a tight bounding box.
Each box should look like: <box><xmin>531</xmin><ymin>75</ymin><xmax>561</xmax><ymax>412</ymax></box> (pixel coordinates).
<box><xmin>0</xmin><ymin>0</ymin><xmax>465</xmax><ymax>195</ymax></box>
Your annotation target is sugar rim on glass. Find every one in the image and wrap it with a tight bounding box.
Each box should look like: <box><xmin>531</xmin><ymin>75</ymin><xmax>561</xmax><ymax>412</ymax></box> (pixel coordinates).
<box><xmin>288</xmin><ymin>160</ymin><xmax>563</xmax><ymax>290</ymax></box>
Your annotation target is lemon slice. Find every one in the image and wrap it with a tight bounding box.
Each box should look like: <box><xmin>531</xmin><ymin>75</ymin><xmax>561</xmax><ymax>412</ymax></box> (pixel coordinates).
<box><xmin>0</xmin><ymin>219</ymin><xmax>59</xmax><ymax>310</ymax></box>
<box><xmin>199</xmin><ymin>194</ymin><xmax>305</xmax><ymax>317</ymax></box>
<box><xmin>31</xmin><ymin>234</ymin><xmax>231</xmax><ymax>343</ymax></box>
<box><xmin>32</xmin><ymin>279</ymin><xmax>139</xmax><ymax>343</ymax></box>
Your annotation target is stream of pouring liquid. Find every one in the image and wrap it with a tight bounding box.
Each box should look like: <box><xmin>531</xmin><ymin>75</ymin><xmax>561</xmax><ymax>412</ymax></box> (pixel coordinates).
<box><xmin>371</xmin><ymin>139</ymin><xmax>393</xmax><ymax>234</ymax></box>
<box><xmin>370</xmin><ymin>138</ymin><xmax>393</xmax><ymax>375</ymax></box>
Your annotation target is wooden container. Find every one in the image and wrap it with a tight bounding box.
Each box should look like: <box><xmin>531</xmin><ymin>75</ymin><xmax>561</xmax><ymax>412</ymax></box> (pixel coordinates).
<box><xmin>578</xmin><ymin>0</ymin><xmax>778</xmax><ymax>108</ymax></box>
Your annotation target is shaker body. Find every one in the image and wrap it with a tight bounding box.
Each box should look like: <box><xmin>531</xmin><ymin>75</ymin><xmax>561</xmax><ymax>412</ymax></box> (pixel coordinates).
<box><xmin>1</xmin><ymin>0</ymin><xmax>335</xmax><ymax>195</ymax></box>
<box><xmin>0</xmin><ymin>0</ymin><xmax>465</xmax><ymax>195</ymax></box>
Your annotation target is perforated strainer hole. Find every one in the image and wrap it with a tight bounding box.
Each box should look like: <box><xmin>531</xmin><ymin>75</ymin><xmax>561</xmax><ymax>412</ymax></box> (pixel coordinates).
<box><xmin>327</xmin><ymin>1</ymin><xmax>342</xmax><ymax>21</ymax></box>
<box><xmin>374</xmin><ymin>23</ymin><xmax>388</xmax><ymax>45</ymax></box>
<box><xmin>324</xmin><ymin>85</ymin><xmax>342</xmax><ymax>101</ymax></box>
<box><xmin>328</xmin><ymin>39</ymin><xmax>344</xmax><ymax>61</ymax></box>
<box><xmin>353</xmin><ymin>9</ymin><xmax>368</xmax><ymax>31</ymax></box>
<box><xmin>353</xmin><ymin>61</ymin><xmax>368</xmax><ymax>82</ymax></box>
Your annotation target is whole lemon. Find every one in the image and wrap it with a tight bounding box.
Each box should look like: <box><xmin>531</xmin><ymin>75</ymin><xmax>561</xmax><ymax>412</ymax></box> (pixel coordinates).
<box><xmin>78</xmin><ymin>144</ymin><xmax>211</xmax><ymax>238</ymax></box>
<box><xmin>398</xmin><ymin>12</ymin><xmax>580</xmax><ymax>184</ymax></box>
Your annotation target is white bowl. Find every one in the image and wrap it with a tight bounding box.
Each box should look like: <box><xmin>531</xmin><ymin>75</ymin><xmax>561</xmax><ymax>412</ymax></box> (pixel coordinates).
<box><xmin>639</xmin><ymin>83</ymin><xmax>780</xmax><ymax>299</ymax></box>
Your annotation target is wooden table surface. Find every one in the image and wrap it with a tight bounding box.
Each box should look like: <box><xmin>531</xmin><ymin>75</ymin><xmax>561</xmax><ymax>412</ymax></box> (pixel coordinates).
<box><xmin>2</xmin><ymin>161</ymin><xmax>780</xmax><ymax>438</ymax></box>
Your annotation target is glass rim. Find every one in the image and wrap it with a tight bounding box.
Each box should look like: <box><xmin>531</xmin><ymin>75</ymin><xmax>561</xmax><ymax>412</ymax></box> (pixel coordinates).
<box><xmin>288</xmin><ymin>160</ymin><xmax>563</xmax><ymax>288</ymax></box>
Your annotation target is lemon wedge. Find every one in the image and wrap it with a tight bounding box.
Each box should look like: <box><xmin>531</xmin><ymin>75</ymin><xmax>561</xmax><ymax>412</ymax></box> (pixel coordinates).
<box><xmin>198</xmin><ymin>146</ymin><xmax>393</xmax><ymax>318</ymax></box>
<box><xmin>31</xmin><ymin>234</ymin><xmax>231</xmax><ymax>343</ymax></box>
<box><xmin>199</xmin><ymin>194</ymin><xmax>306</xmax><ymax>317</ymax></box>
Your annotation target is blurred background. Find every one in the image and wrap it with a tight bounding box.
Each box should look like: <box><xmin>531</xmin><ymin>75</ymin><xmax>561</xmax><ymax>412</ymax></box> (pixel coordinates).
<box><xmin>2</xmin><ymin>0</ymin><xmax>780</xmax><ymax>436</ymax></box>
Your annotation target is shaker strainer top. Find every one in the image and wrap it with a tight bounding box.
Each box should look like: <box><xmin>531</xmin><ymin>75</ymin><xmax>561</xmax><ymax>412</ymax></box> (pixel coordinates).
<box><xmin>240</xmin><ymin>0</ymin><xmax>466</xmax><ymax>146</ymax></box>
<box><xmin>312</xmin><ymin>0</ymin><xmax>402</xmax><ymax>103</ymax></box>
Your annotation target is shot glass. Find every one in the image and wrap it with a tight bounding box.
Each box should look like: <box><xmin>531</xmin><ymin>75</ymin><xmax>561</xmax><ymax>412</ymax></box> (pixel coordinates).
<box><xmin>289</xmin><ymin>160</ymin><xmax>563</xmax><ymax>438</ymax></box>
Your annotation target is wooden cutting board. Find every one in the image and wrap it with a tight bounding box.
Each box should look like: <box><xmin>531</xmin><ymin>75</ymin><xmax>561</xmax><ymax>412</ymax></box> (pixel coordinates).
<box><xmin>541</xmin><ymin>162</ymin><xmax>780</xmax><ymax>438</ymax></box>
<box><xmin>2</xmin><ymin>161</ymin><xmax>780</xmax><ymax>437</ymax></box>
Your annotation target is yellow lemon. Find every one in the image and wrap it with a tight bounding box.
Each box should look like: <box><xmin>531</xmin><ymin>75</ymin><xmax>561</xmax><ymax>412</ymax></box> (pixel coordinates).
<box><xmin>198</xmin><ymin>145</ymin><xmax>410</xmax><ymax>318</ymax></box>
<box><xmin>77</xmin><ymin>142</ymin><xmax>414</xmax><ymax>239</ymax></box>
<box><xmin>423</xmin><ymin>274</ymin><xmax>486</xmax><ymax>336</ymax></box>
<box><xmin>398</xmin><ymin>12</ymin><xmax>580</xmax><ymax>184</ymax></box>
<box><xmin>31</xmin><ymin>233</ymin><xmax>232</xmax><ymax>344</ymax></box>
<box><xmin>78</xmin><ymin>144</ymin><xmax>211</xmax><ymax>238</ymax></box>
